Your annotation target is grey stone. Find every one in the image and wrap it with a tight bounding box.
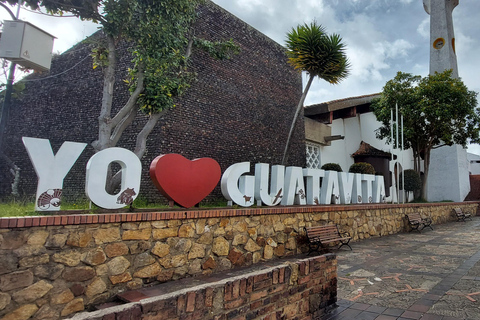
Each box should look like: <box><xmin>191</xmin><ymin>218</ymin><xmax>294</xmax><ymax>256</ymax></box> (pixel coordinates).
<box><xmin>0</xmin><ymin>270</ymin><xmax>34</xmax><ymax>291</ymax></box>
<box><xmin>34</xmin><ymin>263</ymin><xmax>65</xmax><ymax>280</ymax></box>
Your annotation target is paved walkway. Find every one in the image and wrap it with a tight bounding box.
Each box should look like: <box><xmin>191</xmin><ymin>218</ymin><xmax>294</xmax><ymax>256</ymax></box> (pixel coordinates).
<box><xmin>319</xmin><ymin>216</ymin><xmax>480</xmax><ymax>320</ymax></box>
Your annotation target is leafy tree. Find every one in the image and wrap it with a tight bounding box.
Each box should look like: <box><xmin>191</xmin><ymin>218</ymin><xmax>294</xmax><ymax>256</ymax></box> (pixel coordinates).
<box><xmin>1</xmin><ymin>0</ymin><xmax>238</xmax><ymax>190</ymax></box>
<box><xmin>321</xmin><ymin>163</ymin><xmax>342</xmax><ymax>172</ymax></box>
<box><xmin>399</xmin><ymin>169</ymin><xmax>421</xmax><ymax>200</ymax></box>
<box><xmin>371</xmin><ymin>70</ymin><xmax>480</xmax><ymax>198</ymax></box>
<box><xmin>282</xmin><ymin>22</ymin><xmax>350</xmax><ymax>165</ymax></box>
<box><xmin>348</xmin><ymin>162</ymin><xmax>375</xmax><ymax>175</ymax></box>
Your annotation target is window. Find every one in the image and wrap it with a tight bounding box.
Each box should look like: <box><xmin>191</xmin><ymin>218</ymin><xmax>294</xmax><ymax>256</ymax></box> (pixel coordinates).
<box><xmin>306</xmin><ymin>142</ymin><xmax>321</xmax><ymax>169</ymax></box>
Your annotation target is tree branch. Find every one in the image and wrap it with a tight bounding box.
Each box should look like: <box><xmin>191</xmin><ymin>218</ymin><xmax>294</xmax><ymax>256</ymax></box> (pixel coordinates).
<box><xmin>93</xmin><ymin>35</ymin><xmax>117</xmax><ymax>152</ymax></box>
<box><xmin>134</xmin><ymin>112</ymin><xmax>165</xmax><ymax>159</ymax></box>
<box><xmin>110</xmin><ymin>108</ymin><xmax>137</xmax><ymax>147</ymax></box>
<box><xmin>110</xmin><ymin>63</ymin><xmax>145</xmax><ymax>127</ymax></box>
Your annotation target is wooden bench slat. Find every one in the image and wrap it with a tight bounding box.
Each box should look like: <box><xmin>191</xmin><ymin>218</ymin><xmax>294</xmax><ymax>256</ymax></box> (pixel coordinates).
<box><xmin>406</xmin><ymin>213</ymin><xmax>433</xmax><ymax>232</ymax></box>
<box><xmin>305</xmin><ymin>224</ymin><xmax>352</xmax><ymax>254</ymax></box>
<box><xmin>453</xmin><ymin>208</ymin><xmax>472</xmax><ymax>222</ymax></box>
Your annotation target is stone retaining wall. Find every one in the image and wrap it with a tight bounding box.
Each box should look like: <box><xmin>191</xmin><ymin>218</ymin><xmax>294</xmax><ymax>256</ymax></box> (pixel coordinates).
<box><xmin>0</xmin><ymin>202</ymin><xmax>476</xmax><ymax>319</ymax></box>
<box><xmin>68</xmin><ymin>254</ymin><xmax>337</xmax><ymax>320</ymax></box>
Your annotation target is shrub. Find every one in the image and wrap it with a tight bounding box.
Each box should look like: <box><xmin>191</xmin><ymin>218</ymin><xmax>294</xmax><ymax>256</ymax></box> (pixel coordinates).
<box><xmin>321</xmin><ymin>163</ymin><xmax>343</xmax><ymax>172</ymax></box>
<box><xmin>348</xmin><ymin>162</ymin><xmax>375</xmax><ymax>175</ymax></box>
<box><xmin>399</xmin><ymin>169</ymin><xmax>421</xmax><ymax>192</ymax></box>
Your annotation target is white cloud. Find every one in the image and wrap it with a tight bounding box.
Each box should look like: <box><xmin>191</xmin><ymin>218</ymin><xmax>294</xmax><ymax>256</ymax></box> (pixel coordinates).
<box><xmin>417</xmin><ymin>18</ymin><xmax>430</xmax><ymax>39</ymax></box>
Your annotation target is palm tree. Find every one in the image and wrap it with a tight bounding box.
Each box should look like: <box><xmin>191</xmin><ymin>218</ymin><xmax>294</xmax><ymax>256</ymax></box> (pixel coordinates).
<box><xmin>282</xmin><ymin>22</ymin><xmax>350</xmax><ymax>165</ymax></box>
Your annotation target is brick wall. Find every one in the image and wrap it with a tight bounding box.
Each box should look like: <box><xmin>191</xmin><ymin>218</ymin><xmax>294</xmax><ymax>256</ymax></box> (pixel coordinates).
<box><xmin>0</xmin><ymin>1</ymin><xmax>305</xmax><ymax>202</ymax></box>
<box><xmin>68</xmin><ymin>254</ymin><xmax>337</xmax><ymax>320</ymax></box>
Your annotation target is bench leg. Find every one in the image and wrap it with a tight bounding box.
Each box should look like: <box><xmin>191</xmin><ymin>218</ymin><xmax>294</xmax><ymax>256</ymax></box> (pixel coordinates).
<box><xmin>409</xmin><ymin>223</ymin><xmax>421</xmax><ymax>232</ymax></box>
<box><xmin>338</xmin><ymin>239</ymin><xmax>352</xmax><ymax>251</ymax></box>
<box><xmin>307</xmin><ymin>242</ymin><xmax>321</xmax><ymax>256</ymax></box>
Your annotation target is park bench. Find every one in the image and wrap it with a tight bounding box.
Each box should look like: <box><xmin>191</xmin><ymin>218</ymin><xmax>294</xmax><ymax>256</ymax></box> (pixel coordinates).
<box><xmin>405</xmin><ymin>213</ymin><xmax>433</xmax><ymax>232</ymax></box>
<box><xmin>453</xmin><ymin>207</ymin><xmax>472</xmax><ymax>222</ymax></box>
<box><xmin>304</xmin><ymin>225</ymin><xmax>352</xmax><ymax>255</ymax></box>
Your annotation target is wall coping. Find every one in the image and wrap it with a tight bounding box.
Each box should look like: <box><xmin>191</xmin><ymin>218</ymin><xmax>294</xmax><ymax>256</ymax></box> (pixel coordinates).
<box><xmin>1</xmin><ymin>201</ymin><xmax>477</xmax><ymax>229</ymax></box>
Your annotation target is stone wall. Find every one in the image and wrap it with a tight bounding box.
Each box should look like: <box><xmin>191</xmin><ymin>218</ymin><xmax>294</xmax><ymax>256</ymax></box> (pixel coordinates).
<box><xmin>0</xmin><ymin>202</ymin><xmax>476</xmax><ymax>319</ymax></box>
<box><xmin>0</xmin><ymin>1</ymin><xmax>305</xmax><ymax>201</ymax></box>
<box><xmin>68</xmin><ymin>254</ymin><xmax>337</xmax><ymax>320</ymax></box>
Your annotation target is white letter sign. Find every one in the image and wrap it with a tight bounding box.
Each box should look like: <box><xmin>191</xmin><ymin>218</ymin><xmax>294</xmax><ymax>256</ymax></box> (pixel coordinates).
<box><xmin>221</xmin><ymin>162</ymin><xmax>255</xmax><ymax>207</ymax></box>
<box><xmin>85</xmin><ymin>148</ymin><xmax>141</xmax><ymax>209</ymax></box>
<box><xmin>23</xmin><ymin>137</ymin><xmax>87</xmax><ymax>211</ymax></box>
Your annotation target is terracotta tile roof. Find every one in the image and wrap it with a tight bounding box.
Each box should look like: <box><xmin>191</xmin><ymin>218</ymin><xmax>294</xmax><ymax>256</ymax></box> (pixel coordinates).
<box><xmin>352</xmin><ymin>141</ymin><xmax>391</xmax><ymax>158</ymax></box>
<box><xmin>304</xmin><ymin>93</ymin><xmax>381</xmax><ymax>116</ymax></box>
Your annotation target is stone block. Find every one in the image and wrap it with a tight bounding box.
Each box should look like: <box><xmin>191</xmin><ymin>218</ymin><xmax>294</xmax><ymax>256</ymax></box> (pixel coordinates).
<box><xmin>151</xmin><ymin>242</ymin><xmax>170</xmax><ymax>258</ymax></box>
<box><xmin>27</xmin><ymin>230</ymin><xmax>49</xmax><ymax>246</ymax></box>
<box><xmin>2</xmin><ymin>304</ymin><xmax>38</xmax><ymax>320</ymax></box>
<box><xmin>122</xmin><ymin>228</ymin><xmax>152</xmax><ymax>241</ymax></box>
<box><xmin>178</xmin><ymin>224</ymin><xmax>195</xmax><ymax>238</ymax></box>
<box><xmin>104</xmin><ymin>242</ymin><xmax>129</xmax><ymax>258</ymax></box>
<box><xmin>19</xmin><ymin>253</ymin><xmax>49</xmax><ymax>268</ymax></box>
<box><xmin>34</xmin><ymin>263</ymin><xmax>64</xmax><ymax>281</ymax></box>
<box><xmin>0</xmin><ymin>231</ymin><xmax>26</xmax><ymax>250</ymax></box>
<box><xmin>109</xmin><ymin>272</ymin><xmax>132</xmax><ymax>284</ymax></box>
<box><xmin>0</xmin><ymin>292</ymin><xmax>11</xmax><ymax>310</ymax></box>
<box><xmin>12</xmin><ymin>280</ymin><xmax>53</xmax><ymax>304</ymax></box>
<box><xmin>82</xmin><ymin>247</ymin><xmax>107</xmax><ymax>266</ymax></box>
<box><xmin>67</xmin><ymin>232</ymin><xmax>93</xmax><ymax>247</ymax></box>
<box><xmin>51</xmin><ymin>289</ymin><xmax>75</xmax><ymax>305</ymax></box>
<box><xmin>45</xmin><ymin>233</ymin><xmax>68</xmax><ymax>249</ymax></box>
<box><xmin>85</xmin><ymin>278</ymin><xmax>107</xmax><ymax>298</ymax></box>
<box><xmin>134</xmin><ymin>252</ymin><xmax>155</xmax><ymax>268</ymax></box>
<box><xmin>197</xmin><ymin>232</ymin><xmax>213</xmax><ymax>245</ymax></box>
<box><xmin>60</xmin><ymin>297</ymin><xmax>84</xmax><ymax>317</ymax></box>
<box><xmin>188</xmin><ymin>243</ymin><xmax>205</xmax><ymax>260</ymax></box>
<box><xmin>52</xmin><ymin>250</ymin><xmax>82</xmax><ymax>267</ymax></box>
<box><xmin>107</xmin><ymin>256</ymin><xmax>131</xmax><ymax>275</ymax></box>
<box><xmin>152</xmin><ymin>228</ymin><xmax>178</xmax><ymax>240</ymax></box>
<box><xmin>93</xmin><ymin>228</ymin><xmax>121</xmax><ymax>244</ymax></box>
<box><xmin>133</xmin><ymin>262</ymin><xmax>161</xmax><ymax>278</ymax></box>
<box><xmin>0</xmin><ymin>270</ymin><xmax>34</xmax><ymax>291</ymax></box>
<box><xmin>34</xmin><ymin>304</ymin><xmax>58</xmax><ymax>320</ymax></box>
<box><xmin>129</xmin><ymin>240</ymin><xmax>151</xmax><ymax>254</ymax></box>
<box><xmin>227</xmin><ymin>248</ymin><xmax>245</xmax><ymax>266</ymax></box>
<box><xmin>244</xmin><ymin>239</ymin><xmax>261</xmax><ymax>252</ymax></box>
<box><xmin>63</xmin><ymin>266</ymin><xmax>96</xmax><ymax>282</ymax></box>
<box><xmin>212</xmin><ymin>236</ymin><xmax>230</xmax><ymax>256</ymax></box>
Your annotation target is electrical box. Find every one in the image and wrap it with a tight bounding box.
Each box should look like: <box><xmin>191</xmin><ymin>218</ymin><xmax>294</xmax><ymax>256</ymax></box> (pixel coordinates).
<box><xmin>0</xmin><ymin>20</ymin><xmax>55</xmax><ymax>71</ymax></box>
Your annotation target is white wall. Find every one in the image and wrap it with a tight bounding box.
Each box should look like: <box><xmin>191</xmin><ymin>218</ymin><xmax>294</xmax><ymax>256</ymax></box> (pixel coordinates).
<box><xmin>427</xmin><ymin>145</ymin><xmax>470</xmax><ymax>202</ymax></box>
<box><xmin>467</xmin><ymin>153</ymin><xmax>480</xmax><ymax>175</ymax></box>
<box><xmin>319</xmin><ymin>112</ymin><xmax>414</xmax><ymax>173</ymax></box>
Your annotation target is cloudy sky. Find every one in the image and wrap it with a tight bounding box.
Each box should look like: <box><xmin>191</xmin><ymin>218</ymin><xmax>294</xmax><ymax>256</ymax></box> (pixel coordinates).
<box><xmin>2</xmin><ymin>0</ymin><xmax>480</xmax><ymax>151</ymax></box>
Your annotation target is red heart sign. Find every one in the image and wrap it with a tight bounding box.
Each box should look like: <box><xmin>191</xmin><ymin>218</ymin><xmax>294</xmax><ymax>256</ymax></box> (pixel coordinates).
<box><xmin>149</xmin><ymin>154</ymin><xmax>221</xmax><ymax>208</ymax></box>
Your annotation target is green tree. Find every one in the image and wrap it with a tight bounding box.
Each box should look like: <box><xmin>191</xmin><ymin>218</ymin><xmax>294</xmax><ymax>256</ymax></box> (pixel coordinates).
<box><xmin>1</xmin><ymin>0</ymin><xmax>237</xmax><ymax>190</ymax></box>
<box><xmin>282</xmin><ymin>22</ymin><xmax>350</xmax><ymax>165</ymax></box>
<box><xmin>348</xmin><ymin>162</ymin><xmax>375</xmax><ymax>175</ymax></box>
<box><xmin>371</xmin><ymin>70</ymin><xmax>480</xmax><ymax>199</ymax></box>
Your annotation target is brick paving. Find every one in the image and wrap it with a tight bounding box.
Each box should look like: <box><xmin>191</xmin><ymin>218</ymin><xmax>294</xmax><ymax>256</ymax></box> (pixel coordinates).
<box><xmin>319</xmin><ymin>216</ymin><xmax>480</xmax><ymax>320</ymax></box>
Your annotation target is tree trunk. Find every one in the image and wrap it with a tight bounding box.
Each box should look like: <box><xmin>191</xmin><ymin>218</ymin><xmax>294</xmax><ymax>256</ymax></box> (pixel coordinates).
<box><xmin>281</xmin><ymin>74</ymin><xmax>314</xmax><ymax>165</ymax></box>
<box><xmin>421</xmin><ymin>148</ymin><xmax>431</xmax><ymax>200</ymax></box>
<box><xmin>134</xmin><ymin>112</ymin><xmax>164</xmax><ymax>158</ymax></box>
<box><xmin>92</xmin><ymin>35</ymin><xmax>117</xmax><ymax>152</ymax></box>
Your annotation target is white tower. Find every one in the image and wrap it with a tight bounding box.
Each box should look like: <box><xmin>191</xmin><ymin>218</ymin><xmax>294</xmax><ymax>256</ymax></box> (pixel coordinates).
<box><xmin>424</xmin><ymin>0</ymin><xmax>470</xmax><ymax>202</ymax></box>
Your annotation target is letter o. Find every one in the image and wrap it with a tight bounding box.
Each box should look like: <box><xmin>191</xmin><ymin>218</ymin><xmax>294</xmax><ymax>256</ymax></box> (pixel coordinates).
<box><xmin>86</xmin><ymin>148</ymin><xmax>141</xmax><ymax>209</ymax></box>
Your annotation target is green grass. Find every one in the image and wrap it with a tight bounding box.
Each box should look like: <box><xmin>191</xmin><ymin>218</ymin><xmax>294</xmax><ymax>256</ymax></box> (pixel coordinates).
<box><xmin>0</xmin><ymin>202</ymin><xmax>37</xmax><ymax>217</ymax></box>
<box><xmin>0</xmin><ymin>197</ymin><xmax>231</xmax><ymax>217</ymax></box>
